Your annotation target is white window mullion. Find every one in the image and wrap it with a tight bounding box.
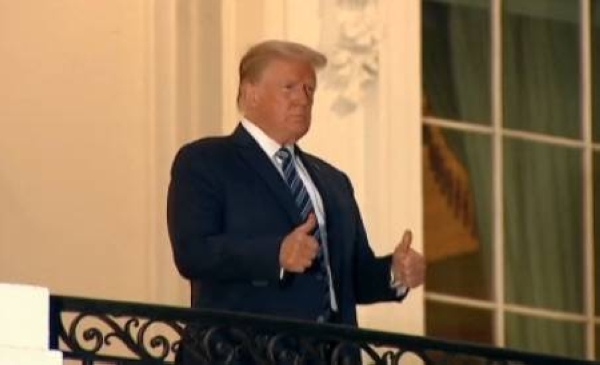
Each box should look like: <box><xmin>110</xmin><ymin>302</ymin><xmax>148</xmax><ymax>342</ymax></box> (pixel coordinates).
<box><xmin>491</xmin><ymin>0</ymin><xmax>505</xmax><ymax>348</ymax></box>
<box><xmin>580</xmin><ymin>0</ymin><xmax>595</xmax><ymax>360</ymax></box>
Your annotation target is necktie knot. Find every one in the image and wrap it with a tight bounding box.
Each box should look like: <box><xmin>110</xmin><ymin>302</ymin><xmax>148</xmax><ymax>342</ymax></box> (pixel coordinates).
<box><xmin>276</xmin><ymin>147</ymin><xmax>293</xmax><ymax>164</ymax></box>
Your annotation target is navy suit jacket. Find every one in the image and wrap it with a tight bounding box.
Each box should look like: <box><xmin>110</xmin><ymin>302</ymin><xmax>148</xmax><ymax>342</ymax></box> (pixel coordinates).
<box><xmin>167</xmin><ymin>124</ymin><xmax>406</xmax><ymax>326</ymax></box>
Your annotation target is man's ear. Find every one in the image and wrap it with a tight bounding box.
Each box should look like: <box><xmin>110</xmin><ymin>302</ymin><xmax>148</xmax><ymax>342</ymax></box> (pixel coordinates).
<box><xmin>240</xmin><ymin>81</ymin><xmax>252</xmax><ymax>107</ymax></box>
<box><xmin>241</xmin><ymin>82</ymin><xmax>258</xmax><ymax>107</ymax></box>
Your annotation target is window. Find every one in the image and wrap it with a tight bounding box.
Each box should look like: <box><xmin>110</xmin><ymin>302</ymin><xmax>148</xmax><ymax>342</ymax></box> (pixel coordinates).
<box><xmin>422</xmin><ymin>0</ymin><xmax>599</xmax><ymax>359</ymax></box>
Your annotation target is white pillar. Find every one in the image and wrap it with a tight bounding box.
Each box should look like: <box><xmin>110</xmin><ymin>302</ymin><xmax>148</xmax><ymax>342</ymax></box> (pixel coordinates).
<box><xmin>0</xmin><ymin>283</ymin><xmax>62</xmax><ymax>365</ymax></box>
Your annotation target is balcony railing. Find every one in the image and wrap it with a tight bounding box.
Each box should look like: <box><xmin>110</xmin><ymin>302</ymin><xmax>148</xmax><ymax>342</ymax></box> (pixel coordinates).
<box><xmin>49</xmin><ymin>295</ymin><xmax>596</xmax><ymax>365</ymax></box>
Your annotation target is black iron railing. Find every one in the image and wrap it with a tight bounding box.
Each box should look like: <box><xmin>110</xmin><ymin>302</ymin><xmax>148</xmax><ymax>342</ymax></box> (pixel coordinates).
<box><xmin>49</xmin><ymin>295</ymin><xmax>596</xmax><ymax>365</ymax></box>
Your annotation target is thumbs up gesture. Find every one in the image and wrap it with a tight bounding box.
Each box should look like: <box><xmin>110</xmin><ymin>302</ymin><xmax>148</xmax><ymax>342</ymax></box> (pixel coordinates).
<box><xmin>279</xmin><ymin>214</ymin><xmax>320</xmax><ymax>273</ymax></box>
<box><xmin>392</xmin><ymin>230</ymin><xmax>426</xmax><ymax>288</ymax></box>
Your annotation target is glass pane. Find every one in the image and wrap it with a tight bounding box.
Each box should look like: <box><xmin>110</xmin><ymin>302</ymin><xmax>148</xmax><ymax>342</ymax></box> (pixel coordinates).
<box><xmin>503</xmin><ymin>0</ymin><xmax>580</xmax><ymax>138</ymax></box>
<box><xmin>423</xmin><ymin>0</ymin><xmax>490</xmax><ymax>124</ymax></box>
<box><xmin>504</xmin><ymin>138</ymin><xmax>583</xmax><ymax>313</ymax></box>
<box><xmin>506</xmin><ymin>313</ymin><xmax>584</xmax><ymax>359</ymax></box>
<box><xmin>423</xmin><ymin>127</ymin><xmax>492</xmax><ymax>300</ymax></box>
<box><xmin>426</xmin><ymin>300</ymin><xmax>493</xmax><ymax>345</ymax></box>
<box><xmin>594</xmin><ymin>0</ymin><xmax>600</xmax><ymax>142</ymax></box>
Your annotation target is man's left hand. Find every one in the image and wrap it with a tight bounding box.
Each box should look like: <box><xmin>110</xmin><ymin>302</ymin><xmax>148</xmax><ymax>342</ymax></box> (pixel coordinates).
<box><xmin>392</xmin><ymin>230</ymin><xmax>426</xmax><ymax>289</ymax></box>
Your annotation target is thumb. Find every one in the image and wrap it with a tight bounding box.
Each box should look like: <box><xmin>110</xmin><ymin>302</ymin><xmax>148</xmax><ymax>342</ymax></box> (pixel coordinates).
<box><xmin>399</xmin><ymin>229</ymin><xmax>412</xmax><ymax>254</ymax></box>
<box><xmin>296</xmin><ymin>213</ymin><xmax>317</xmax><ymax>234</ymax></box>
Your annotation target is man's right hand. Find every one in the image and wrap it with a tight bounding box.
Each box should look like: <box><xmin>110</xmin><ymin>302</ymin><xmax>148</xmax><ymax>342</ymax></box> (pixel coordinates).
<box><xmin>279</xmin><ymin>214</ymin><xmax>319</xmax><ymax>273</ymax></box>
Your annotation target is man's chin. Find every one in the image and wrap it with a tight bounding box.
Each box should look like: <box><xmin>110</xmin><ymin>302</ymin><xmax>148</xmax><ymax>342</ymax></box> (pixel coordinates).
<box><xmin>287</xmin><ymin>128</ymin><xmax>309</xmax><ymax>143</ymax></box>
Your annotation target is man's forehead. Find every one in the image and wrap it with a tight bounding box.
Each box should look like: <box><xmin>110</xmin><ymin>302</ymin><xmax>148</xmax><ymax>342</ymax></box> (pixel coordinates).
<box><xmin>260</xmin><ymin>58</ymin><xmax>316</xmax><ymax>78</ymax></box>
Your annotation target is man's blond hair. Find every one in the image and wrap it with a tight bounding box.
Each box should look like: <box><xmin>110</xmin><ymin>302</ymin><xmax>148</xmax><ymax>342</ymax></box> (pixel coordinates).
<box><xmin>237</xmin><ymin>40</ymin><xmax>327</xmax><ymax>109</ymax></box>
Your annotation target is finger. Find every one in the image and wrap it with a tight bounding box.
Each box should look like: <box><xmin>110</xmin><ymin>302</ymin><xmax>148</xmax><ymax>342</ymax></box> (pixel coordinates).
<box><xmin>284</xmin><ymin>251</ymin><xmax>312</xmax><ymax>273</ymax></box>
<box><xmin>403</xmin><ymin>263</ymin><xmax>425</xmax><ymax>288</ymax></box>
<box><xmin>296</xmin><ymin>213</ymin><xmax>317</xmax><ymax>234</ymax></box>
<box><xmin>292</xmin><ymin>263</ymin><xmax>308</xmax><ymax>273</ymax></box>
<box><xmin>400</xmin><ymin>229</ymin><xmax>412</xmax><ymax>254</ymax></box>
<box><xmin>405</xmin><ymin>272</ymin><xmax>424</xmax><ymax>288</ymax></box>
<box><xmin>305</xmin><ymin>236</ymin><xmax>320</xmax><ymax>252</ymax></box>
<box><xmin>301</xmin><ymin>240</ymin><xmax>319</xmax><ymax>261</ymax></box>
<box><xmin>302</xmin><ymin>256</ymin><xmax>315</xmax><ymax>269</ymax></box>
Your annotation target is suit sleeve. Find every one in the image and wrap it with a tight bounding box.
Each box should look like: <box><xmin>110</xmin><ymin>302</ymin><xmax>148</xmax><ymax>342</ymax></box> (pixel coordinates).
<box><xmin>342</xmin><ymin>175</ymin><xmax>408</xmax><ymax>304</ymax></box>
<box><xmin>167</xmin><ymin>145</ymin><xmax>283</xmax><ymax>284</ymax></box>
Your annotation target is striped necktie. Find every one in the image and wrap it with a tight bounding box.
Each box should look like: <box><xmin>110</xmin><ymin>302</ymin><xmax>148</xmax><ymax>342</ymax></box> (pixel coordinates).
<box><xmin>276</xmin><ymin>147</ymin><xmax>333</xmax><ymax>322</ymax></box>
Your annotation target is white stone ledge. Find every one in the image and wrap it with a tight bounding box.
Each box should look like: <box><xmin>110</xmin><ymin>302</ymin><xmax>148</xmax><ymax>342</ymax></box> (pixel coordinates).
<box><xmin>0</xmin><ymin>346</ymin><xmax>62</xmax><ymax>365</ymax></box>
<box><xmin>0</xmin><ymin>283</ymin><xmax>49</xmax><ymax>350</ymax></box>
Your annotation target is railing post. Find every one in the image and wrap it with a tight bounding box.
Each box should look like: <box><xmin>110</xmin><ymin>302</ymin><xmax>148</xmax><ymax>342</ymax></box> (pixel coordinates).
<box><xmin>48</xmin><ymin>295</ymin><xmax>59</xmax><ymax>350</ymax></box>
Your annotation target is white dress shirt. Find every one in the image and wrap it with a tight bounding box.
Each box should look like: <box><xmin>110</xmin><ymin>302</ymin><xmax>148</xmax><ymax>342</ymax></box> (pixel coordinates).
<box><xmin>241</xmin><ymin>119</ymin><xmax>339</xmax><ymax>311</ymax></box>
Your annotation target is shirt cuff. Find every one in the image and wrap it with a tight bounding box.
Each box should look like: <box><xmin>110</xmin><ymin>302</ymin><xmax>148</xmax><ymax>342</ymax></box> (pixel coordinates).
<box><xmin>390</xmin><ymin>270</ymin><xmax>409</xmax><ymax>297</ymax></box>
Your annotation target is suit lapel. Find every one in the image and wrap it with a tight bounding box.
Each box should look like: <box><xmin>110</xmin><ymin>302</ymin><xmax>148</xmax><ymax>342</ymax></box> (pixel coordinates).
<box><xmin>231</xmin><ymin>125</ymin><xmax>301</xmax><ymax>225</ymax></box>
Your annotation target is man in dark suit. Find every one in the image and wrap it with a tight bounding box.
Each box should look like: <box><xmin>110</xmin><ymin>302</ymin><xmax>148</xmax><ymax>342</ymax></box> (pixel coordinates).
<box><xmin>167</xmin><ymin>40</ymin><xmax>425</xmax><ymax>329</ymax></box>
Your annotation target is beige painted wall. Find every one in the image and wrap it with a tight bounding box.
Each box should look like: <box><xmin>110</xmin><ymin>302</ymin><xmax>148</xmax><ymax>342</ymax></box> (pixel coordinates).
<box><xmin>0</xmin><ymin>0</ymin><xmax>154</xmax><ymax>301</ymax></box>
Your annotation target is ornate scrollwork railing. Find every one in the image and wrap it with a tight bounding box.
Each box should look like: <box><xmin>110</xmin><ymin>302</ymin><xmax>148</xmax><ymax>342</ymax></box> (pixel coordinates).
<box><xmin>50</xmin><ymin>295</ymin><xmax>596</xmax><ymax>365</ymax></box>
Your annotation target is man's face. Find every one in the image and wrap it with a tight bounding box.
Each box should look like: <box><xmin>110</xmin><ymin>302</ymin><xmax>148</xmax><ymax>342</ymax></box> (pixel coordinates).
<box><xmin>245</xmin><ymin>58</ymin><xmax>317</xmax><ymax>145</ymax></box>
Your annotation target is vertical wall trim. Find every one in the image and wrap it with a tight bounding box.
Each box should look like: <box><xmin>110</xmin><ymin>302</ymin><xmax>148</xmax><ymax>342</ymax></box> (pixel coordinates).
<box><xmin>145</xmin><ymin>0</ymin><xmax>160</xmax><ymax>304</ymax></box>
<box><xmin>146</xmin><ymin>0</ymin><xmax>187</xmax><ymax>305</ymax></box>
<box><xmin>143</xmin><ymin>0</ymin><xmax>155</xmax><ymax>303</ymax></box>
<box><xmin>221</xmin><ymin>0</ymin><xmax>239</xmax><ymax>134</ymax></box>
<box><xmin>188</xmin><ymin>1</ymin><xmax>201</xmax><ymax>139</ymax></box>
<box><xmin>376</xmin><ymin>0</ymin><xmax>424</xmax><ymax>335</ymax></box>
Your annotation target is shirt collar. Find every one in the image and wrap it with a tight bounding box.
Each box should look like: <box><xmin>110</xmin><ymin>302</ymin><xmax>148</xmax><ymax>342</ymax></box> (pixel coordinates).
<box><xmin>241</xmin><ymin>118</ymin><xmax>295</xmax><ymax>158</ymax></box>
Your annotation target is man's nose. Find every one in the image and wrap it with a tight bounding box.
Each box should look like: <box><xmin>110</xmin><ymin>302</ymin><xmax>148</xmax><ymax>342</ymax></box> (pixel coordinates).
<box><xmin>295</xmin><ymin>85</ymin><xmax>313</xmax><ymax>105</ymax></box>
